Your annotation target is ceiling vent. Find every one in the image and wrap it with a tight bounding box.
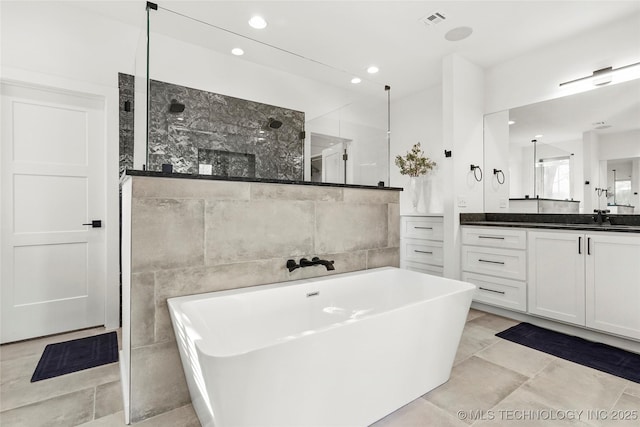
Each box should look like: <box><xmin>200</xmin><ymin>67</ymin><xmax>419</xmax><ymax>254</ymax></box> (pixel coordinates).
<box><xmin>420</xmin><ymin>11</ymin><xmax>446</xmax><ymax>26</ymax></box>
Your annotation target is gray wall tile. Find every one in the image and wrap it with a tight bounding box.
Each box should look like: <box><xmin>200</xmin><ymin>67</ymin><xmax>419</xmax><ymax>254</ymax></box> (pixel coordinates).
<box><xmin>250</xmin><ymin>183</ymin><xmax>343</xmax><ymax>202</ymax></box>
<box><xmin>205</xmin><ymin>200</ymin><xmax>314</xmax><ymax>265</ymax></box>
<box><xmin>133</xmin><ymin>176</ymin><xmax>250</xmax><ymax>200</ymax></box>
<box><xmin>131</xmin><ymin>198</ymin><xmax>204</xmax><ymax>273</ymax></box>
<box><xmin>343</xmin><ymin>188</ymin><xmax>399</xmax><ymax>204</ymax></box>
<box><xmin>130</xmin><ymin>341</ymin><xmax>191</xmax><ymax>423</ymax></box>
<box><xmin>388</xmin><ymin>203</ymin><xmax>400</xmax><ymax>247</ymax></box>
<box><xmin>315</xmin><ymin>203</ymin><xmax>388</xmax><ymax>253</ymax></box>
<box><xmin>131</xmin><ymin>272</ymin><xmax>155</xmax><ymax>348</ymax></box>
<box><xmin>367</xmin><ymin>247</ymin><xmax>400</xmax><ymax>269</ymax></box>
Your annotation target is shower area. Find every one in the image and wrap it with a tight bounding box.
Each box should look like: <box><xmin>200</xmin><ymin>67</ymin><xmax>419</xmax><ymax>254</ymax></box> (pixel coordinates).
<box><xmin>128</xmin><ymin>3</ymin><xmax>391</xmax><ymax>186</ymax></box>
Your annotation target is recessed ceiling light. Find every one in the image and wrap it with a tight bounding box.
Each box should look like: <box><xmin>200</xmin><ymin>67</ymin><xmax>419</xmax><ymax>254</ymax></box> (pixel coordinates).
<box><xmin>367</xmin><ymin>66</ymin><xmax>379</xmax><ymax>74</ymax></box>
<box><xmin>508</xmin><ymin>120</ymin><xmax>515</xmax><ymax>125</ymax></box>
<box><xmin>231</xmin><ymin>48</ymin><xmax>244</xmax><ymax>56</ymax></box>
<box><xmin>248</xmin><ymin>15</ymin><xmax>267</xmax><ymax>29</ymax></box>
<box><xmin>534</xmin><ymin>134</ymin><xmax>543</xmax><ymax>138</ymax></box>
<box><xmin>351</xmin><ymin>77</ymin><xmax>362</xmax><ymax>84</ymax></box>
<box><xmin>444</xmin><ymin>26</ymin><xmax>473</xmax><ymax>42</ymax></box>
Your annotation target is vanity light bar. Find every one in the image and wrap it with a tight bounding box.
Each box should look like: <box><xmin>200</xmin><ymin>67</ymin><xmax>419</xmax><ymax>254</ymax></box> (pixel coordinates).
<box><xmin>559</xmin><ymin>61</ymin><xmax>640</xmax><ymax>87</ymax></box>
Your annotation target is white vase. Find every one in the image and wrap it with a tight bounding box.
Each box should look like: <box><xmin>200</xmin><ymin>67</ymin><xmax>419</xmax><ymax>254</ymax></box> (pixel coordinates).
<box><xmin>408</xmin><ymin>176</ymin><xmax>422</xmax><ymax>212</ymax></box>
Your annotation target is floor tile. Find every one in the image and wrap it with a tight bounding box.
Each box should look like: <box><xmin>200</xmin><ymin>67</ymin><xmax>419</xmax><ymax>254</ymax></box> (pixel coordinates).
<box><xmin>453</xmin><ymin>323</ymin><xmax>500</xmax><ymax>365</ymax></box>
<box><xmin>474</xmin><ymin>385</ymin><xmax>593</xmax><ymax>427</ymax></box>
<box><xmin>467</xmin><ymin>313</ymin><xmax>519</xmax><ymax>333</ymax></box>
<box><xmin>0</xmin><ymin>361</ymin><xmax>120</xmax><ymax>411</ymax></box>
<box><xmin>423</xmin><ymin>356</ymin><xmax>528</xmax><ymax>424</ymax></box>
<box><xmin>475</xmin><ymin>339</ymin><xmax>554</xmax><ymax>378</ymax></box>
<box><xmin>624</xmin><ymin>381</ymin><xmax>640</xmax><ymax>399</ymax></box>
<box><xmin>466</xmin><ymin>308</ymin><xmax>486</xmax><ymax>322</ymax></box>
<box><xmin>372</xmin><ymin>398</ymin><xmax>467</xmax><ymax>427</ymax></box>
<box><xmin>0</xmin><ymin>388</ymin><xmax>95</xmax><ymax>427</ymax></box>
<box><xmin>590</xmin><ymin>393</ymin><xmax>640</xmax><ymax>427</ymax></box>
<box><xmin>95</xmin><ymin>381</ymin><xmax>124</xmax><ymax>419</ymax></box>
<box><xmin>0</xmin><ymin>327</ymin><xmax>110</xmax><ymax>362</ymax></box>
<box><xmin>519</xmin><ymin>358</ymin><xmax>628</xmax><ymax>412</ymax></box>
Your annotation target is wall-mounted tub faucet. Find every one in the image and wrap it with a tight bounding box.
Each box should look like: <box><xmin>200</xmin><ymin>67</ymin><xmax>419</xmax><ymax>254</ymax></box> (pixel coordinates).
<box><xmin>300</xmin><ymin>257</ymin><xmax>335</xmax><ymax>271</ymax></box>
<box><xmin>286</xmin><ymin>259</ymin><xmax>300</xmax><ymax>272</ymax></box>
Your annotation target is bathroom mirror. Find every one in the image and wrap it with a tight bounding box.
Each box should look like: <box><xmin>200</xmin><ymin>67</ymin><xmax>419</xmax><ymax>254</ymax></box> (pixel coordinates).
<box><xmin>484</xmin><ymin>78</ymin><xmax>640</xmax><ymax>214</ymax></box>
<box><xmin>131</xmin><ymin>4</ymin><xmax>390</xmax><ymax>187</ymax></box>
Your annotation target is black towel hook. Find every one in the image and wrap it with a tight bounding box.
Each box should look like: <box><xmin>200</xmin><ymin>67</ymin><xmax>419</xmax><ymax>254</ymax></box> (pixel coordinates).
<box><xmin>493</xmin><ymin>168</ymin><xmax>505</xmax><ymax>185</ymax></box>
<box><xmin>470</xmin><ymin>164</ymin><xmax>483</xmax><ymax>182</ymax></box>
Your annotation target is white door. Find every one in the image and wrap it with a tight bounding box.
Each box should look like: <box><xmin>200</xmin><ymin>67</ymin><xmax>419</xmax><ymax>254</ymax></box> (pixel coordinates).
<box><xmin>322</xmin><ymin>143</ymin><xmax>345</xmax><ymax>184</ymax></box>
<box><xmin>1</xmin><ymin>82</ymin><xmax>106</xmax><ymax>343</ymax></box>
<box><xmin>527</xmin><ymin>231</ymin><xmax>585</xmax><ymax>325</ymax></box>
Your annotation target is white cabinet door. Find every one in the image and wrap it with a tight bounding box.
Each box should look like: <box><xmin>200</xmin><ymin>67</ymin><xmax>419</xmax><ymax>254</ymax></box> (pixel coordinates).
<box><xmin>586</xmin><ymin>233</ymin><xmax>640</xmax><ymax>340</ymax></box>
<box><xmin>528</xmin><ymin>231</ymin><xmax>585</xmax><ymax>325</ymax></box>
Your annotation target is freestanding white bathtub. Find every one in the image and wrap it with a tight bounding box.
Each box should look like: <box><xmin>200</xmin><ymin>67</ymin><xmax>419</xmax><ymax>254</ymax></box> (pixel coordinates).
<box><xmin>168</xmin><ymin>267</ymin><xmax>475</xmax><ymax>427</ymax></box>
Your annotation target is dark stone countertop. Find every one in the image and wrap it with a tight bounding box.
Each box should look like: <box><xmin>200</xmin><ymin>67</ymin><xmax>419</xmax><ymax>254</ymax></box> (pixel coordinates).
<box><xmin>460</xmin><ymin>213</ymin><xmax>640</xmax><ymax>234</ymax></box>
<box><xmin>123</xmin><ymin>169</ymin><xmax>403</xmax><ymax>191</ymax></box>
<box><xmin>509</xmin><ymin>198</ymin><xmax>580</xmax><ymax>203</ymax></box>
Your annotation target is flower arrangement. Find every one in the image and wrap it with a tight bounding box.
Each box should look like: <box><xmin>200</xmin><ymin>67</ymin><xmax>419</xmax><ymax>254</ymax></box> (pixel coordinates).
<box><xmin>394</xmin><ymin>142</ymin><xmax>436</xmax><ymax>177</ymax></box>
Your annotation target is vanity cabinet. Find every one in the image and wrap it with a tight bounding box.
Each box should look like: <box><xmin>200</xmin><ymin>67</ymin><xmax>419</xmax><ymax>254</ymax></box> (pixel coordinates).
<box><xmin>461</xmin><ymin>227</ymin><xmax>527</xmax><ymax>312</ymax></box>
<box><xmin>585</xmin><ymin>234</ymin><xmax>640</xmax><ymax>340</ymax></box>
<box><xmin>400</xmin><ymin>215</ymin><xmax>443</xmax><ymax>276</ymax></box>
<box><xmin>527</xmin><ymin>231</ymin><xmax>585</xmax><ymax>325</ymax></box>
<box><xmin>528</xmin><ymin>231</ymin><xmax>640</xmax><ymax>340</ymax></box>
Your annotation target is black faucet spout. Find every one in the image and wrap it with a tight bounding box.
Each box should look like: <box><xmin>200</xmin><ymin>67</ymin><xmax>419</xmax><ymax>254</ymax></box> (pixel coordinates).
<box><xmin>593</xmin><ymin>209</ymin><xmax>611</xmax><ymax>225</ymax></box>
<box><xmin>299</xmin><ymin>257</ymin><xmax>335</xmax><ymax>271</ymax></box>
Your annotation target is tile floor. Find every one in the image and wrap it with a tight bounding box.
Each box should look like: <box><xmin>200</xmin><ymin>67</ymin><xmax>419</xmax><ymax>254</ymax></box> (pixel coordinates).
<box><xmin>1</xmin><ymin>309</ymin><xmax>639</xmax><ymax>426</ymax></box>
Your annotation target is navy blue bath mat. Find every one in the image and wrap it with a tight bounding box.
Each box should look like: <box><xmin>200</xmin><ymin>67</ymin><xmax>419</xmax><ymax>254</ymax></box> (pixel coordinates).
<box><xmin>496</xmin><ymin>323</ymin><xmax>640</xmax><ymax>383</ymax></box>
<box><xmin>31</xmin><ymin>332</ymin><xmax>119</xmax><ymax>382</ymax></box>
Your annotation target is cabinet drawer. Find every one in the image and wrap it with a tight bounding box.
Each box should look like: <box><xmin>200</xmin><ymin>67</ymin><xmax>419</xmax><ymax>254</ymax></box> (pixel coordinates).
<box><xmin>462</xmin><ymin>227</ymin><xmax>526</xmax><ymax>250</ymax></box>
<box><xmin>401</xmin><ymin>238</ymin><xmax>443</xmax><ymax>266</ymax></box>
<box><xmin>462</xmin><ymin>272</ymin><xmax>526</xmax><ymax>312</ymax></box>
<box><xmin>462</xmin><ymin>246</ymin><xmax>526</xmax><ymax>280</ymax></box>
<box><xmin>401</xmin><ymin>260</ymin><xmax>443</xmax><ymax>277</ymax></box>
<box><xmin>401</xmin><ymin>216</ymin><xmax>443</xmax><ymax>241</ymax></box>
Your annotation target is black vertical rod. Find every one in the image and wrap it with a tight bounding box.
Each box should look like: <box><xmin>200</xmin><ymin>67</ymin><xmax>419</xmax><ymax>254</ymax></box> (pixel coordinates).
<box><xmin>385</xmin><ymin>85</ymin><xmax>391</xmax><ymax>185</ymax></box>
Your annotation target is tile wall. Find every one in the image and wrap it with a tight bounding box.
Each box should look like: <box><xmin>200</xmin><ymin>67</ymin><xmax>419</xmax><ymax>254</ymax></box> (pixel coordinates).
<box><xmin>122</xmin><ymin>175</ymin><xmax>400</xmax><ymax>423</ymax></box>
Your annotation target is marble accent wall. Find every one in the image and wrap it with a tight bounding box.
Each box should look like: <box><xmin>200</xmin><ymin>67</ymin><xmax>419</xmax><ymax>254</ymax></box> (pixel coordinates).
<box><xmin>148</xmin><ymin>80</ymin><xmax>304</xmax><ymax>179</ymax></box>
<box><xmin>122</xmin><ymin>175</ymin><xmax>400</xmax><ymax>423</ymax></box>
<box><xmin>118</xmin><ymin>73</ymin><xmax>134</xmax><ymax>175</ymax></box>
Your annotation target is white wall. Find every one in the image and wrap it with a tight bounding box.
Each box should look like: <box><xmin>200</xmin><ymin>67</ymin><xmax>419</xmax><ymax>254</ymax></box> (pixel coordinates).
<box><xmin>442</xmin><ymin>54</ymin><xmax>484</xmax><ymax>279</ymax></box>
<box><xmin>483</xmin><ymin>110</ymin><xmax>509</xmax><ymax>212</ymax></box>
<box><xmin>599</xmin><ymin>130</ymin><xmax>640</xmax><ymax>160</ymax></box>
<box><xmin>389</xmin><ymin>85</ymin><xmax>443</xmax><ymax>214</ymax></box>
<box><xmin>485</xmin><ymin>12</ymin><xmax>640</xmax><ymax>113</ymax></box>
<box><xmin>1</xmin><ymin>1</ymin><xmax>144</xmax><ymax>330</ymax></box>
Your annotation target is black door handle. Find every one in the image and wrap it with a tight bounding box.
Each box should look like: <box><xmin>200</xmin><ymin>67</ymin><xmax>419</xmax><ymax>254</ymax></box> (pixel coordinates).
<box><xmin>82</xmin><ymin>220</ymin><xmax>102</xmax><ymax>228</ymax></box>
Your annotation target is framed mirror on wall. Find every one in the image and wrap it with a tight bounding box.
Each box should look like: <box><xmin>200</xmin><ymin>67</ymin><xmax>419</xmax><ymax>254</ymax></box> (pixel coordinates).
<box><xmin>484</xmin><ymin>78</ymin><xmax>640</xmax><ymax>214</ymax></box>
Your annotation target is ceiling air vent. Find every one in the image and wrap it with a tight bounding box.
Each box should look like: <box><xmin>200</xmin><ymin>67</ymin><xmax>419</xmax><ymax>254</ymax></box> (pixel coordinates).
<box><xmin>420</xmin><ymin>11</ymin><xmax>446</xmax><ymax>26</ymax></box>
<box><xmin>593</xmin><ymin>121</ymin><xmax>612</xmax><ymax>130</ymax></box>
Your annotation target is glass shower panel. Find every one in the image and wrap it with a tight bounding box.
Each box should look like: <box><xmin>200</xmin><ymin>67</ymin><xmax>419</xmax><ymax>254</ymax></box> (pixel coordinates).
<box><xmin>139</xmin><ymin>4</ymin><xmax>390</xmax><ymax>185</ymax></box>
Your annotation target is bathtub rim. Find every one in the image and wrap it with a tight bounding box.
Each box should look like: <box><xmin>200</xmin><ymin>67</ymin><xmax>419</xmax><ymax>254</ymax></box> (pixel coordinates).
<box><xmin>168</xmin><ymin>267</ymin><xmax>476</xmax><ymax>358</ymax></box>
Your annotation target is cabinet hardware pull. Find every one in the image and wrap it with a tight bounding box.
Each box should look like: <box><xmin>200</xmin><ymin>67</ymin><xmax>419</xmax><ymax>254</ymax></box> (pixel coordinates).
<box><xmin>478</xmin><ymin>259</ymin><xmax>505</xmax><ymax>265</ymax></box>
<box><xmin>478</xmin><ymin>236</ymin><xmax>505</xmax><ymax>240</ymax></box>
<box><xmin>479</xmin><ymin>287</ymin><xmax>506</xmax><ymax>295</ymax></box>
<box><xmin>587</xmin><ymin>237</ymin><xmax>591</xmax><ymax>255</ymax></box>
<box><xmin>414</xmin><ymin>250</ymin><xmax>433</xmax><ymax>254</ymax></box>
<box><xmin>414</xmin><ymin>226</ymin><xmax>433</xmax><ymax>230</ymax></box>
<box><xmin>578</xmin><ymin>236</ymin><xmax>582</xmax><ymax>254</ymax></box>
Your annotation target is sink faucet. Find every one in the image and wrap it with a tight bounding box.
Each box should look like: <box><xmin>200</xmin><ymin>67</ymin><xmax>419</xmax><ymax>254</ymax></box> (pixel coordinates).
<box><xmin>299</xmin><ymin>257</ymin><xmax>335</xmax><ymax>271</ymax></box>
<box><xmin>593</xmin><ymin>209</ymin><xmax>611</xmax><ymax>225</ymax></box>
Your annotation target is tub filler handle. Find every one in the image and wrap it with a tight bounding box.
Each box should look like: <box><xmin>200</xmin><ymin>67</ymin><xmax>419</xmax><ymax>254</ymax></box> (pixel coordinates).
<box><xmin>306</xmin><ymin>291</ymin><xmax>320</xmax><ymax>297</ymax></box>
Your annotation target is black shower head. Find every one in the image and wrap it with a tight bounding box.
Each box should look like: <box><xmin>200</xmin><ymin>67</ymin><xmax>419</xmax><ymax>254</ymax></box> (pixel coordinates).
<box><xmin>169</xmin><ymin>99</ymin><xmax>185</xmax><ymax>113</ymax></box>
<box><xmin>268</xmin><ymin>118</ymin><xmax>283</xmax><ymax>129</ymax></box>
